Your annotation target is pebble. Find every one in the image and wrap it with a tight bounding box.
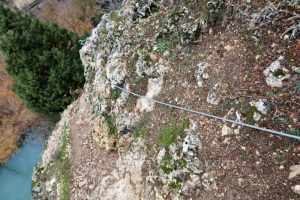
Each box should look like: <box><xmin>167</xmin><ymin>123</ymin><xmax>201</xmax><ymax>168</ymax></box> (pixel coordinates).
<box><xmin>279</xmin><ymin>165</ymin><xmax>284</xmax><ymax>169</ymax></box>
<box><xmin>78</xmin><ymin>179</ymin><xmax>87</xmax><ymax>187</ymax></box>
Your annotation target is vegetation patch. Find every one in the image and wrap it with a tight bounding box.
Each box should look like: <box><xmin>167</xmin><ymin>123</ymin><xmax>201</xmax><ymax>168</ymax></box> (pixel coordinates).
<box><xmin>132</xmin><ymin>127</ymin><xmax>149</xmax><ymax>140</ymax></box>
<box><xmin>274</xmin><ymin>69</ymin><xmax>286</xmax><ymax>77</ymax></box>
<box><xmin>242</xmin><ymin>106</ymin><xmax>260</xmax><ymax>124</ymax></box>
<box><xmin>257</xmin><ymin>43</ymin><xmax>265</xmax><ymax>52</ymax></box>
<box><xmin>102</xmin><ymin>112</ymin><xmax>117</xmax><ymax>136</ymax></box>
<box><xmin>110</xmin><ymin>88</ymin><xmax>122</xmax><ymax>100</ymax></box>
<box><xmin>156</xmin><ymin>38</ymin><xmax>172</xmax><ymax>53</ymax></box>
<box><xmin>131</xmin><ymin>75</ymin><xmax>144</xmax><ymax>85</ymax></box>
<box><xmin>110</xmin><ymin>12</ymin><xmax>125</xmax><ymax>23</ymax></box>
<box><xmin>43</xmin><ymin>123</ymin><xmax>71</xmax><ymax>200</ymax></box>
<box><xmin>157</xmin><ymin>118</ymin><xmax>188</xmax><ymax>148</ymax></box>
<box><xmin>159</xmin><ymin>154</ymin><xmax>172</xmax><ymax>174</ymax></box>
<box><xmin>288</xmin><ymin>128</ymin><xmax>299</xmax><ymax>136</ymax></box>
<box><xmin>169</xmin><ymin>180</ymin><xmax>182</xmax><ymax>190</ymax></box>
<box><xmin>57</xmin><ymin>123</ymin><xmax>71</xmax><ymax>200</ymax></box>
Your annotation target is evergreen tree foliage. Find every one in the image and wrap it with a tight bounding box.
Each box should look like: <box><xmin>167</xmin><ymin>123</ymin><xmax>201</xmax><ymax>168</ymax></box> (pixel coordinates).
<box><xmin>0</xmin><ymin>4</ymin><xmax>84</xmax><ymax>116</ymax></box>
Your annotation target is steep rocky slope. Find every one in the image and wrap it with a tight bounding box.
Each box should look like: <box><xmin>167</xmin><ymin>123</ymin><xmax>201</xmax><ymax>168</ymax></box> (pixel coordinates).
<box><xmin>32</xmin><ymin>0</ymin><xmax>300</xmax><ymax>199</ymax></box>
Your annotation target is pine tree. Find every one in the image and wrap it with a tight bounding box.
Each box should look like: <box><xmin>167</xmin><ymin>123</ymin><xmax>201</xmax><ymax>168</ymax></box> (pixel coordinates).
<box><xmin>0</xmin><ymin>4</ymin><xmax>84</xmax><ymax>116</ymax></box>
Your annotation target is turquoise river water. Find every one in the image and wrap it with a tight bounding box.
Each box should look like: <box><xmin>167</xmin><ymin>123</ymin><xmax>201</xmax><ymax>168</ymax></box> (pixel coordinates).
<box><xmin>0</xmin><ymin>132</ymin><xmax>45</xmax><ymax>200</ymax></box>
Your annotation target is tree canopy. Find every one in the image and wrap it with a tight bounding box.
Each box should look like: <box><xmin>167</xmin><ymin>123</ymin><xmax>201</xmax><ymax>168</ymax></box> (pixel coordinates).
<box><xmin>0</xmin><ymin>4</ymin><xmax>84</xmax><ymax>116</ymax></box>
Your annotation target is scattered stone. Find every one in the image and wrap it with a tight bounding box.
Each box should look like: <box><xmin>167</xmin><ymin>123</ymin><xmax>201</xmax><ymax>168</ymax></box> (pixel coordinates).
<box><xmin>195</xmin><ymin>62</ymin><xmax>209</xmax><ymax>87</ymax></box>
<box><xmin>238</xmin><ymin>178</ymin><xmax>244</xmax><ymax>186</ymax></box>
<box><xmin>207</xmin><ymin>91</ymin><xmax>220</xmax><ymax>105</ymax></box>
<box><xmin>202</xmin><ymin>172</ymin><xmax>217</xmax><ymax>190</ymax></box>
<box><xmin>224</xmin><ymin>45</ymin><xmax>234</xmax><ymax>51</ymax></box>
<box><xmin>136</xmin><ymin>59</ymin><xmax>169</xmax><ymax>112</ymax></box>
<box><xmin>221</xmin><ymin>125</ymin><xmax>233</xmax><ymax>136</ymax></box>
<box><xmin>291</xmin><ymin>185</ymin><xmax>300</xmax><ymax>195</ymax></box>
<box><xmin>292</xmin><ymin>66</ymin><xmax>300</xmax><ymax>74</ymax></box>
<box><xmin>154</xmin><ymin>121</ymin><xmax>214</xmax><ymax>198</ymax></box>
<box><xmin>182</xmin><ymin>133</ymin><xmax>201</xmax><ymax>155</ymax></box>
<box><xmin>136</xmin><ymin>78</ymin><xmax>163</xmax><ymax>112</ymax></box>
<box><xmin>263</xmin><ymin>56</ymin><xmax>290</xmax><ymax>87</ymax></box>
<box><xmin>249</xmin><ymin>99</ymin><xmax>269</xmax><ymax>121</ymax></box>
<box><xmin>279</xmin><ymin>165</ymin><xmax>284</xmax><ymax>170</ymax></box>
<box><xmin>180</xmin><ymin>21</ymin><xmax>201</xmax><ymax>45</ymax></box>
<box><xmin>150</xmin><ymin>53</ymin><xmax>159</xmax><ymax>62</ymax></box>
<box><xmin>250</xmin><ymin>99</ymin><xmax>269</xmax><ymax>115</ymax></box>
<box><xmin>289</xmin><ymin>165</ymin><xmax>300</xmax><ymax>179</ymax></box>
<box><xmin>253</xmin><ymin>112</ymin><xmax>262</xmax><ymax>121</ymax></box>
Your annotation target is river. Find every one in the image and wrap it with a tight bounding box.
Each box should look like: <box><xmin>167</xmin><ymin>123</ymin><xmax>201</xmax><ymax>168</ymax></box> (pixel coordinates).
<box><xmin>0</xmin><ymin>132</ymin><xmax>46</xmax><ymax>200</ymax></box>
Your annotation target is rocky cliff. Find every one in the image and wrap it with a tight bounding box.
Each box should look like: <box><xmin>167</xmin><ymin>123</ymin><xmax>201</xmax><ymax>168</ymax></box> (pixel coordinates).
<box><xmin>32</xmin><ymin>0</ymin><xmax>300</xmax><ymax>199</ymax></box>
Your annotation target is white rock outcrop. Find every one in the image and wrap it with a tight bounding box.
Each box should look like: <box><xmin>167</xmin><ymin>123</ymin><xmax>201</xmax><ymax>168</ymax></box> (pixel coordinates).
<box><xmin>263</xmin><ymin>56</ymin><xmax>290</xmax><ymax>87</ymax></box>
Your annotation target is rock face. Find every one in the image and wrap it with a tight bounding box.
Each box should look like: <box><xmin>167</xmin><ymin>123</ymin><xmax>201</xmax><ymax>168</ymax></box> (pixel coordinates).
<box><xmin>31</xmin><ymin>1</ymin><xmax>216</xmax><ymax>199</ymax></box>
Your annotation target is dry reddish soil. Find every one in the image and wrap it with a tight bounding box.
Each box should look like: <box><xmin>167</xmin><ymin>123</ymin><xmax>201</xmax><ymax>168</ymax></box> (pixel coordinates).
<box><xmin>118</xmin><ymin>1</ymin><xmax>300</xmax><ymax>198</ymax></box>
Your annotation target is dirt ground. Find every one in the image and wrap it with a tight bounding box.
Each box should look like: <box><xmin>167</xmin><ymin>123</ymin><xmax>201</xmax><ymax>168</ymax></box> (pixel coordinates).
<box><xmin>116</xmin><ymin>1</ymin><xmax>300</xmax><ymax>199</ymax></box>
<box><xmin>66</xmin><ymin>99</ymin><xmax>118</xmax><ymax>199</ymax></box>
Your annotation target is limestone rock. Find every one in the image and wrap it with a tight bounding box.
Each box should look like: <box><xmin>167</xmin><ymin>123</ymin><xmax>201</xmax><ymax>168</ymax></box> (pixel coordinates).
<box><xmin>291</xmin><ymin>185</ymin><xmax>300</xmax><ymax>195</ymax></box>
<box><xmin>180</xmin><ymin>21</ymin><xmax>201</xmax><ymax>45</ymax></box>
<box><xmin>221</xmin><ymin>124</ymin><xmax>233</xmax><ymax>136</ymax></box>
<box><xmin>249</xmin><ymin>99</ymin><xmax>269</xmax><ymax>121</ymax></box>
<box><xmin>207</xmin><ymin>84</ymin><xmax>221</xmax><ymax>105</ymax></box>
<box><xmin>195</xmin><ymin>62</ymin><xmax>209</xmax><ymax>87</ymax></box>
<box><xmin>263</xmin><ymin>56</ymin><xmax>290</xmax><ymax>88</ymax></box>
<box><xmin>289</xmin><ymin>165</ymin><xmax>300</xmax><ymax>179</ymax></box>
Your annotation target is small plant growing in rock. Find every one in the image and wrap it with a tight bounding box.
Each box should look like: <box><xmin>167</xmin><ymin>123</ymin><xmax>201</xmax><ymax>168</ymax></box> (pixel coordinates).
<box><xmin>257</xmin><ymin>42</ymin><xmax>265</xmax><ymax>51</ymax></box>
<box><xmin>159</xmin><ymin>154</ymin><xmax>172</xmax><ymax>174</ymax></box>
<box><xmin>102</xmin><ymin>112</ymin><xmax>117</xmax><ymax>136</ymax></box>
<box><xmin>169</xmin><ymin>180</ymin><xmax>182</xmax><ymax>190</ymax></box>
<box><xmin>110</xmin><ymin>88</ymin><xmax>122</xmax><ymax>100</ymax></box>
<box><xmin>157</xmin><ymin>118</ymin><xmax>188</xmax><ymax>148</ymax></box>
<box><xmin>273</xmin><ymin>69</ymin><xmax>286</xmax><ymax>77</ymax></box>
<box><xmin>131</xmin><ymin>76</ymin><xmax>144</xmax><ymax>85</ymax></box>
<box><xmin>288</xmin><ymin>128</ymin><xmax>299</xmax><ymax>136</ymax></box>
<box><xmin>156</xmin><ymin>38</ymin><xmax>172</xmax><ymax>53</ymax></box>
<box><xmin>242</xmin><ymin>106</ymin><xmax>260</xmax><ymax>123</ymax></box>
<box><xmin>132</xmin><ymin>127</ymin><xmax>149</xmax><ymax>140</ymax></box>
<box><xmin>110</xmin><ymin>12</ymin><xmax>124</xmax><ymax>23</ymax></box>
